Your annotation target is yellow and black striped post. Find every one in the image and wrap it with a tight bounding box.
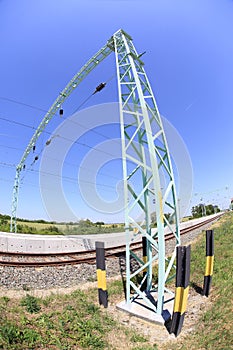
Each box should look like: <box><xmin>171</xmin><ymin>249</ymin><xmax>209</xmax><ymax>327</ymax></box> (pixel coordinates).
<box><xmin>170</xmin><ymin>245</ymin><xmax>191</xmax><ymax>337</ymax></box>
<box><xmin>96</xmin><ymin>241</ymin><xmax>108</xmax><ymax>308</ymax></box>
<box><xmin>203</xmin><ymin>230</ymin><xmax>214</xmax><ymax>297</ymax></box>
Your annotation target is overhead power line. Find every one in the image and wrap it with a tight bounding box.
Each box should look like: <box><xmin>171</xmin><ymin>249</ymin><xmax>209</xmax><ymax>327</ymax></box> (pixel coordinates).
<box><xmin>0</xmin><ymin>96</ymin><xmax>49</xmax><ymax>113</ymax></box>
<box><xmin>0</xmin><ymin>112</ymin><xmax>122</xmax><ymax>173</ymax></box>
<box><xmin>0</xmin><ymin>159</ymin><xmax>121</xmax><ymax>187</ymax></box>
<box><xmin>0</xmin><ymin>161</ymin><xmax>121</xmax><ymax>194</ymax></box>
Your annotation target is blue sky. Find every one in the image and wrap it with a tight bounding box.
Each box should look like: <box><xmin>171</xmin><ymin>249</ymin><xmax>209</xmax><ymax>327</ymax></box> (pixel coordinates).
<box><xmin>0</xmin><ymin>0</ymin><xmax>233</xmax><ymax>222</ymax></box>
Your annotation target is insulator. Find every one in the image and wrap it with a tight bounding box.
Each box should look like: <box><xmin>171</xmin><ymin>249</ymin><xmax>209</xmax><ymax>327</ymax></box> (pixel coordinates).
<box><xmin>23</xmin><ymin>164</ymin><xmax>26</xmax><ymax>170</ymax></box>
<box><xmin>33</xmin><ymin>145</ymin><xmax>36</xmax><ymax>152</ymax></box>
<box><xmin>34</xmin><ymin>156</ymin><xmax>39</xmax><ymax>161</ymax></box>
<box><xmin>59</xmin><ymin>108</ymin><xmax>64</xmax><ymax>116</ymax></box>
<box><xmin>93</xmin><ymin>82</ymin><xmax>106</xmax><ymax>94</ymax></box>
<box><xmin>46</xmin><ymin>139</ymin><xmax>51</xmax><ymax>146</ymax></box>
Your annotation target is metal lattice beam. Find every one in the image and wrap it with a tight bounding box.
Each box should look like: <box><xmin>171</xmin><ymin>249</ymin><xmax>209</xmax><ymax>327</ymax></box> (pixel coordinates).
<box><xmin>10</xmin><ymin>40</ymin><xmax>114</xmax><ymax>232</ymax></box>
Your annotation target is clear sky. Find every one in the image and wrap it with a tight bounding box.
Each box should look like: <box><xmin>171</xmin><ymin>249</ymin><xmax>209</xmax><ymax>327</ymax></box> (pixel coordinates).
<box><xmin>0</xmin><ymin>0</ymin><xmax>233</xmax><ymax>223</ymax></box>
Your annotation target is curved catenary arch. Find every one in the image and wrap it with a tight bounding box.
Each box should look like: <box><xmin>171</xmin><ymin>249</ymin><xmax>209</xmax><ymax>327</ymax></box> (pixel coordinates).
<box><xmin>11</xmin><ymin>29</ymin><xmax>180</xmax><ymax>318</ymax></box>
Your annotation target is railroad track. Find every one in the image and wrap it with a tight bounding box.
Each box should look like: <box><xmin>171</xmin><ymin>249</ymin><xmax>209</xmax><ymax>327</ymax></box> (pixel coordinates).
<box><xmin>0</xmin><ymin>214</ymin><xmax>223</xmax><ymax>267</ymax></box>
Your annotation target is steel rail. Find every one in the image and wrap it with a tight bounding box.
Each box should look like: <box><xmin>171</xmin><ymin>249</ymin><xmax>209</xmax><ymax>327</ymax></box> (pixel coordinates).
<box><xmin>0</xmin><ymin>214</ymin><xmax>223</xmax><ymax>267</ymax></box>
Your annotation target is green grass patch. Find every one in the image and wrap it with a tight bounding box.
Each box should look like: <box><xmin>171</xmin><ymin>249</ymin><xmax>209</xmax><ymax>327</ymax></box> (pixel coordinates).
<box><xmin>0</xmin><ymin>219</ymin><xmax>125</xmax><ymax>235</ymax></box>
<box><xmin>165</xmin><ymin>211</ymin><xmax>233</xmax><ymax>350</ymax></box>
<box><xmin>20</xmin><ymin>294</ymin><xmax>41</xmax><ymax>314</ymax></box>
<box><xmin>0</xmin><ymin>287</ymin><xmax>151</xmax><ymax>349</ymax></box>
<box><xmin>0</xmin><ymin>213</ymin><xmax>232</xmax><ymax>349</ymax></box>
<box><xmin>108</xmin><ymin>279</ymin><xmax>125</xmax><ymax>297</ymax></box>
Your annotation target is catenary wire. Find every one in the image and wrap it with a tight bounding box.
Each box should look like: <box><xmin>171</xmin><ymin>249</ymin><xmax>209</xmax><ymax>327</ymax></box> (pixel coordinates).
<box><xmin>0</xmin><ymin>161</ymin><xmax>122</xmax><ymax>193</ymax></box>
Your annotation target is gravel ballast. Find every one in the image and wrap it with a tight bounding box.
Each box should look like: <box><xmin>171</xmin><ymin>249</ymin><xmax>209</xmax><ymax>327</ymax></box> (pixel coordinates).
<box><xmin>0</xmin><ymin>222</ymin><xmax>216</xmax><ymax>291</ymax></box>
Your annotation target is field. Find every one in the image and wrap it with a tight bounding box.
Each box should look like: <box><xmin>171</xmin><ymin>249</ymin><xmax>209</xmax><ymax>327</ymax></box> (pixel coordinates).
<box><xmin>1</xmin><ymin>214</ymin><xmax>192</xmax><ymax>235</ymax></box>
<box><xmin>0</xmin><ymin>212</ymin><xmax>232</xmax><ymax>349</ymax></box>
<box><xmin>0</xmin><ymin>214</ymin><xmax>124</xmax><ymax>235</ymax></box>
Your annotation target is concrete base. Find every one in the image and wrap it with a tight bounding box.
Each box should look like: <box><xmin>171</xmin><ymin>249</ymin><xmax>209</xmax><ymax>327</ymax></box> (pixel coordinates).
<box><xmin>116</xmin><ymin>291</ymin><xmax>174</xmax><ymax>325</ymax></box>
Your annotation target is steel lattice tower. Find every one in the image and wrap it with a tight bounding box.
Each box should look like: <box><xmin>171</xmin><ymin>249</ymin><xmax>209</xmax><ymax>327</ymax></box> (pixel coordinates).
<box><xmin>11</xmin><ymin>29</ymin><xmax>180</xmax><ymax>318</ymax></box>
<box><xmin>113</xmin><ymin>30</ymin><xmax>180</xmax><ymax>316</ymax></box>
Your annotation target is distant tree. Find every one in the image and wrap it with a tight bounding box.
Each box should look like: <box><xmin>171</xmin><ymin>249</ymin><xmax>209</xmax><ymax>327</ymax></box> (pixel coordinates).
<box><xmin>151</xmin><ymin>212</ymin><xmax>172</xmax><ymax>224</ymax></box>
<box><xmin>0</xmin><ymin>218</ymin><xmax>10</xmax><ymax>232</ymax></box>
<box><xmin>205</xmin><ymin>204</ymin><xmax>220</xmax><ymax>215</ymax></box>
<box><xmin>95</xmin><ymin>221</ymin><xmax>105</xmax><ymax>226</ymax></box>
<box><xmin>164</xmin><ymin>213</ymin><xmax>172</xmax><ymax>222</ymax></box>
<box><xmin>0</xmin><ymin>214</ymin><xmax>11</xmax><ymax>221</ymax></box>
<box><xmin>192</xmin><ymin>203</ymin><xmax>220</xmax><ymax>218</ymax></box>
<box><xmin>0</xmin><ymin>218</ymin><xmax>8</xmax><ymax>226</ymax></box>
<box><xmin>78</xmin><ymin>219</ymin><xmax>94</xmax><ymax>227</ymax></box>
<box><xmin>34</xmin><ymin>219</ymin><xmax>47</xmax><ymax>224</ymax></box>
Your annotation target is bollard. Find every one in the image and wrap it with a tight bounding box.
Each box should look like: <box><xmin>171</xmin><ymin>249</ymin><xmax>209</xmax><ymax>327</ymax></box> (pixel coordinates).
<box><xmin>170</xmin><ymin>245</ymin><xmax>191</xmax><ymax>337</ymax></box>
<box><xmin>203</xmin><ymin>230</ymin><xmax>214</xmax><ymax>297</ymax></box>
<box><xmin>95</xmin><ymin>241</ymin><xmax>108</xmax><ymax>308</ymax></box>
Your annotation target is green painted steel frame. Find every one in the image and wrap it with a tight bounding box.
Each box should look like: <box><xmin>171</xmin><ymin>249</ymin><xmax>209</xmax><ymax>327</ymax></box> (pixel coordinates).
<box><xmin>10</xmin><ymin>40</ymin><xmax>114</xmax><ymax>232</ymax></box>
<box><xmin>11</xmin><ymin>29</ymin><xmax>180</xmax><ymax>316</ymax></box>
<box><xmin>113</xmin><ymin>30</ymin><xmax>180</xmax><ymax>315</ymax></box>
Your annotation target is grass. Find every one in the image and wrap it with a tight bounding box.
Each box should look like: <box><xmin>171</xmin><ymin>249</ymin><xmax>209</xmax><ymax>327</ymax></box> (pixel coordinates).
<box><xmin>0</xmin><ymin>288</ymin><xmax>150</xmax><ymax>349</ymax></box>
<box><xmin>1</xmin><ymin>220</ymin><xmax>124</xmax><ymax>235</ymax></box>
<box><xmin>162</xmin><ymin>211</ymin><xmax>233</xmax><ymax>350</ymax></box>
<box><xmin>20</xmin><ymin>294</ymin><xmax>41</xmax><ymax>314</ymax></box>
<box><xmin>0</xmin><ymin>212</ymin><xmax>232</xmax><ymax>349</ymax></box>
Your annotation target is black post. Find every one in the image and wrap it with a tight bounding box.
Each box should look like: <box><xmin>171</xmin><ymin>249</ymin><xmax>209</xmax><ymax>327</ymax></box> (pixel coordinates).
<box><xmin>170</xmin><ymin>245</ymin><xmax>191</xmax><ymax>337</ymax></box>
<box><xmin>203</xmin><ymin>230</ymin><xmax>214</xmax><ymax>297</ymax></box>
<box><xmin>96</xmin><ymin>241</ymin><xmax>108</xmax><ymax>308</ymax></box>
